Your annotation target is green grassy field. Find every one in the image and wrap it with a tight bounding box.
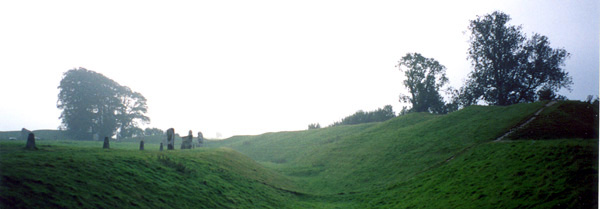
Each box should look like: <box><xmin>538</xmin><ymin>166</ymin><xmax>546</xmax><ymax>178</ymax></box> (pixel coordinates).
<box><xmin>0</xmin><ymin>141</ymin><xmax>304</xmax><ymax>208</ymax></box>
<box><xmin>207</xmin><ymin>102</ymin><xmax>549</xmax><ymax>194</ymax></box>
<box><xmin>358</xmin><ymin>139</ymin><xmax>597</xmax><ymax>208</ymax></box>
<box><xmin>1</xmin><ymin>101</ymin><xmax>597</xmax><ymax>208</ymax></box>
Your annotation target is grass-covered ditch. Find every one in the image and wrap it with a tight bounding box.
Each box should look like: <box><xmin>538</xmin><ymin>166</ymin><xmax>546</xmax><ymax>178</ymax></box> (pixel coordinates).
<box><xmin>1</xmin><ymin>101</ymin><xmax>597</xmax><ymax>208</ymax></box>
<box><xmin>0</xmin><ymin>143</ymin><xmax>301</xmax><ymax>208</ymax></box>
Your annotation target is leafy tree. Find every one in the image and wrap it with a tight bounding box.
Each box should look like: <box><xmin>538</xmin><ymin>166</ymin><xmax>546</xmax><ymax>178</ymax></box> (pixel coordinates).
<box><xmin>308</xmin><ymin>123</ymin><xmax>321</xmax><ymax>130</ymax></box>
<box><xmin>117</xmin><ymin>90</ymin><xmax>149</xmax><ymax>139</ymax></box>
<box><xmin>126</xmin><ymin>127</ymin><xmax>144</xmax><ymax>138</ymax></box>
<box><xmin>144</xmin><ymin>127</ymin><xmax>165</xmax><ymax>136</ymax></box>
<box><xmin>375</xmin><ymin>105</ymin><xmax>396</xmax><ymax>120</ymax></box>
<box><xmin>57</xmin><ymin>68</ymin><xmax>149</xmax><ymax>140</ymax></box>
<box><xmin>461</xmin><ymin>11</ymin><xmax>572</xmax><ymax>106</ymax></box>
<box><xmin>536</xmin><ymin>87</ymin><xmax>555</xmax><ymax>101</ymax></box>
<box><xmin>330</xmin><ymin>105</ymin><xmax>395</xmax><ymax>127</ymax></box>
<box><xmin>397</xmin><ymin>53</ymin><xmax>449</xmax><ymax>114</ymax></box>
<box><xmin>536</xmin><ymin>87</ymin><xmax>567</xmax><ymax>101</ymax></box>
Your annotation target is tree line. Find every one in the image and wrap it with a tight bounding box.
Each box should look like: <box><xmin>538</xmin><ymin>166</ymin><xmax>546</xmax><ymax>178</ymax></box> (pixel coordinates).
<box><xmin>399</xmin><ymin>11</ymin><xmax>572</xmax><ymax>114</ymax></box>
<box><xmin>308</xmin><ymin>105</ymin><xmax>396</xmax><ymax>129</ymax></box>
<box><xmin>328</xmin><ymin>105</ymin><xmax>396</xmax><ymax>127</ymax></box>
<box><xmin>309</xmin><ymin>11</ymin><xmax>575</xmax><ymax>129</ymax></box>
<box><xmin>56</xmin><ymin>11</ymin><xmax>577</xmax><ymax>136</ymax></box>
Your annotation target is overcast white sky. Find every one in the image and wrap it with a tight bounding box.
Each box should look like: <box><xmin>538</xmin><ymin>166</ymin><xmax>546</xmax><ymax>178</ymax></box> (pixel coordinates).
<box><xmin>1</xmin><ymin>0</ymin><xmax>598</xmax><ymax>138</ymax></box>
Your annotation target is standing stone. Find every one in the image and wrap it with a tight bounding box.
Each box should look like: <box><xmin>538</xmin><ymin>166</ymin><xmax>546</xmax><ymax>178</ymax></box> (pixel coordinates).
<box><xmin>103</xmin><ymin>137</ymin><xmax>110</xmax><ymax>149</ymax></box>
<box><xmin>166</xmin><ymin>128</ymin><xmax>175</xmax><ymax>150</ymax></box>
<box><xmin>197</xmin><ymin>131</ymin><xmax>204</xmax><ymax>147</ymax></box>
<box><xmin>139</xmin><ymin>140</ymin><xmax>144</xmax><ymax>150</ymax></box>
<box><xmin>180</xmin><ymin>132</ymin><xmax>186</xmax><ymax>149</ymax></box>
<box><xmin>160</xmin><ymin>142</ymin><xmax>164</xmax><ymax>151</ymax></box>
<box><xmin>21</xmin><ymin>128</ymin><xmax>32</xmax><ymax>140</ymax></box>
<box><xmin>181</xmin><ymin>130</ymin><xmax>193</xmax><ymax>149</ymax></box>
<box><xmin>187</xmin><ymin>130</ymin><xmax>194</xmax><ymax>149</ymax></box>
<box><xmin>25</xmin><ymin>133</ymin><xmax>37</xmax><ymax>150</ymax></box>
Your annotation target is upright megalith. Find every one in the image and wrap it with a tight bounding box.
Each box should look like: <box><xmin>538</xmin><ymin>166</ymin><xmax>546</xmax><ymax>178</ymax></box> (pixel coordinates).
<box><xmin>166</xmin><ymin>128</ymin><xmax>175</xmax><ymax>150</ymax></box>
<box><xmin>160</xmin><ymin>142</ymin><xmax>164</xmax><ymax>151</ymax></box>
<box><xmin>198</xmin><ymin>131</ymin><xmax>204</xmax><ymax>147</ymax></box>
<box><xmin>21</xmin><ymin>128</ymin><xmax>32</xmax><ymax>140</ymax></box>
<box><xmin>139</xmin><ymin>140</ymin><xmax>144</xmax><ymax>150</ymax></box>
<box><xmin>186</xmin><ymin>131</ymin><xmax>193</xmax><ymax>149</ymax></box>
<box><xmin>25</xmin><ymin>133</ymin><xmax>37</xmax><ymax>150</ymax></box>
<box><xmin>181</xmin><ymin>130</ymin><xmax>193</xmax><ymax>149</ymax></box>
<box><xmin>103</xmin><ymin>137</ymin><xmax>110</xmax><ymax>149</ymax></box>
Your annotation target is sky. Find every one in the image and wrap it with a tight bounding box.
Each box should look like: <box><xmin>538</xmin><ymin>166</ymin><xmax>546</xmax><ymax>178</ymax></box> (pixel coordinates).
<box><xmin>1</xmin><ymin>0</ymin><xmax>598</xmax><ymax>139</ymax></box>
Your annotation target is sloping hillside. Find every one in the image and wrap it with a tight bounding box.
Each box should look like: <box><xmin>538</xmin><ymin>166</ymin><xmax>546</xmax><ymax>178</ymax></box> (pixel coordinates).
<box><xmin>509</xmin><ymin>100</ymin><xmax>599</xmax><ymax>139</ymax></box>
<box><xmin>208</xmin><ymin>102</ymin><xmax>547</xmax><ymax>194</ymax></box>
<box><xmin>0</xmin><ymin>143</ymin><xmax>301</xmax><ymax>208</ymax></box>
<box><xmin>1</xmin><ymin>101</ymin><xmax>596</xmax><ymax>208</ymax></box>
<box><xmin>208</xmin><ymin>101</ymin><xmax>597</xmax><ymax>207</ymax></box>
<box><xmin>358</xmin><ymin>139</ymin><xmax>597</xmax><ymax>208</ymax></box>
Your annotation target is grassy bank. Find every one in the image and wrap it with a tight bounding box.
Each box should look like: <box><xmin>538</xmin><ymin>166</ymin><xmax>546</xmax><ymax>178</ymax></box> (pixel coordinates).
<box><xmin>359</xmin><ymin>139</ymin><xmax>597</xmax><ymax>208</ymax></box>
<box><xmin>0</xmin><ymin>142</ymin><xmax>301</xmax><ymax>208</ymax></box>
<box><xmin>1</xmin><ymin>101</ymin><xmax>597</xmax><ymax>208</ymax></box>
<box><xmin>208</xmin><ymin>102</ymin><xmax>547</xmax><ymax>194</ymax></box>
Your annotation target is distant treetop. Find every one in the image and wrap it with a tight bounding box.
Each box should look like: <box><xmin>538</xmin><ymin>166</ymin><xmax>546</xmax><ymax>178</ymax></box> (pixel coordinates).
<box><xmin>329</xmin><ymin>105</ymin><xmax>395</xmax><ymax>127</ymax></box>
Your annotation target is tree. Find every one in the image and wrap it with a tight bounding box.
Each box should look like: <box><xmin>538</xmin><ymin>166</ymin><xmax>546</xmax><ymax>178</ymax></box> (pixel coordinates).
<box><xmin>57</xmin><ymin>68</ymin><xmax>149</xmax><ymax>140</ymax></box>
<box><xmin>536</xmin><ymin>86</ymin><xmax>567</xmax><ymax>101</ymax></box>
<box><xmin>126</xmin><ymin>127</ymin><xmax>144</xmax><ymax>138</ymax></box>
<box><xmin>308</xmin><ymin>123</ymin><xmax>321</xmax><ymax>130</ymax></box>
<box><xmin>374</xmin><ymin>105</ymin><xmax>396</xmax><ymax>121</ymax></box>
<box><xmin>462</xmin><ymin>11</ymin><xmax>572</xmax><ymax>106</ymax></box>
<box><xmin>117</xmin><ymin>90</ymin><xmax>149</xmax><ymax>139</ymax></box>
<box><xmin>144</xmin><ymin>127</ymin><xmax>165</xmax><ymax>136</ymax></box>
<box><xmin>329</xmin><ymin>105</ymin><xmax>396</xmax><ymax>127</ymax></box>
<box><xmin>397</xmin><ymin>53</ymin><xmax>449</xmax><ymax>114</ymax></box>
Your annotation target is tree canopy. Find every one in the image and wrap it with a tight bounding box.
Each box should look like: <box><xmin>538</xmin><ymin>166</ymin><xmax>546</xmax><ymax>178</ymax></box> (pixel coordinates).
<box><xmin>57</xmin><ymin>68</ymin><xmax>149</xmax><ymax>140</ymax></box>
<box><xmin>144</xmin><ymin>127</ymin><xmax>165</xmax><ymax>136</ymax></box>
<box><xmin>397</xmin><ymin>53</ymin><xmax>450</xmax><ymax>114</ymax></box>
<box><xmin>459</xmin><ymin>11</ymin><xmax>572</xmax><ymax>106</ymax></box>
<box><xmin>330</xmin><ymin>105</ymin><xmax>395</xmax><ymax>127</ymax></box>
<box><xmin>308</xmin><ymin>123</ymin><xmax>321</xmax><ymax>130</ymax></box>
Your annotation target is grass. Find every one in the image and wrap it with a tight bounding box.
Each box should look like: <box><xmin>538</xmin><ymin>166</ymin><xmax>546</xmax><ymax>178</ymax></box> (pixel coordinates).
<box><xmin>0</xmin><ymin>142</ymin><xmax>301</xmax><ymax>208</ymax></box>
<box><xmin>509</xmin><ymin>100</ymin><xmax>599</xmax><ymax>139</ymax></box>
<box><xmin>208</xmin><ymin>102</ymin><xmax>547</xmax><ymax>194</ymax></box>
<box><xmin>359</xmin><ymin>139</ymin><xmax>598</xmax><ymax>208</ymax></box>
<box><xmin>1</xmin><ymin>101</ymin><xmax>597</xmax><ymax>208</ymax></box>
